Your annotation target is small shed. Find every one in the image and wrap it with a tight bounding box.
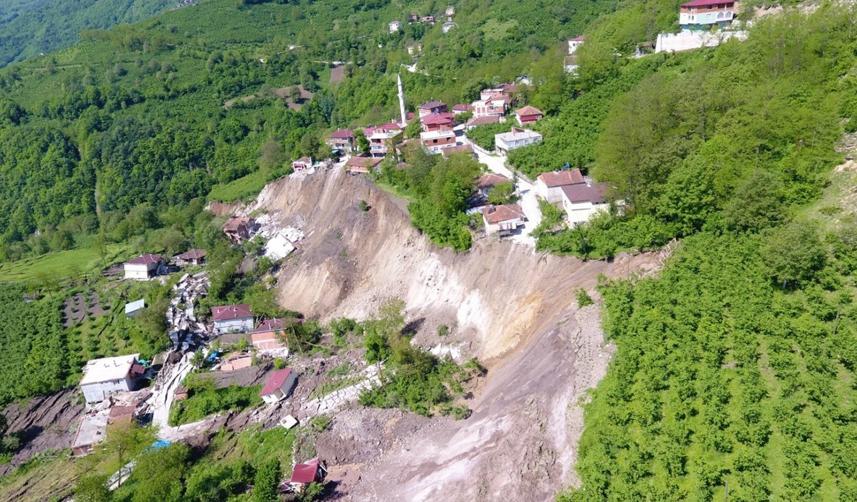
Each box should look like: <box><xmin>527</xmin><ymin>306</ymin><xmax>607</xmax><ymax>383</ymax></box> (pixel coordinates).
<box><xmin>176</xmin><ymin>249</ymin><xmax>207</xmax><ymax>266</ymax></box>
<box><xmin>288</xmin><ymin>458</ymin><xmax>327</xmax><ymax>493</ymax></box>
<box><xmin>125</xmin><ymin>299</ymin><xmax>146</xmax><ymax>318</ymax></box>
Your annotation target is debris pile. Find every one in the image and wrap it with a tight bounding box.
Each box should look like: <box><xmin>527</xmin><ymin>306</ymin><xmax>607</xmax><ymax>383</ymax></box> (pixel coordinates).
<box><xmin>167</xmin><ymin>272</ymin><xmax>211</xmax><ymax>351</ymax></box>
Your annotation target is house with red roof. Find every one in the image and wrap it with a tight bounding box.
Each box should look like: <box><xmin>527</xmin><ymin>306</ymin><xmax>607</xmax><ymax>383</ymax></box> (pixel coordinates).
<box><xmin>326</xmin><ymin>129</ymin><xmax>355</xmax><ymax>154</ymax></box>
<box><xmin>176</xmin><ymin>249</ymin><xmax>206</xmax><ymax>266</ymax></box>
<box><xmin>123</xmin><ymin>254</ymin><xmax>164</xmax><ymax>280</ymax></box>
<box><xmin>482</xmin><ymin>204</ymin><xmax>525</xmax><ymax>236</ymax></box>
<box><xmin>211</xmin><ymin>304</ymin><xmax>254</xmax><ymax>334</ymax></box>
<box><xmin>679</xmin><ymin>0</ymin><xmax>736</xmax><ymax>30</ymax></box>
<box><xmin>420</xmin><ymin>112</ymin><xmax>455</xmax><ymax>132</ymax></box>
<box><xmin>287</xmin><ymin>458</ymin><xmax>327</xmax><ymax>493</ymax></box>
<box><xmin>515</xmin><ymin>105</ymin><xmax>543</xmax><ymax>126</ymax></box>
<box><xmin>476</xmin><ymin>172</ymin><xmax>511</xmax><ymax>197</ymax></box>
<box><xmin>223</xmin><ymin>216</ymin><xmax>257</xmax><ymax>243</ymax></box>
<box><xmin>418</xmin><ymin>100</ymin><xmax>447</xmax><ymax>119</ymax></box>
<box><xmin>535</xmin><ymin>168</ymin><xmax>586</xmax><ymax>203</ymax></box>
<box><xmin>260</xmin><ymin>368</ymin><xmax>298</xmax><ymax>405</ymax></box>
<box><xmin>251</xmin><ymin>318</ymin><xmax>293</xmax><ymax>354</ymax></box>
<box><xmin>345</xmin><ymin>155</ymin><xmax>383</xmax><ymax>174</ymax></box>
<box><xmin>364</xmin><ymin>122</ymin><xmax>403</xmax><ymax>157</ymax></box>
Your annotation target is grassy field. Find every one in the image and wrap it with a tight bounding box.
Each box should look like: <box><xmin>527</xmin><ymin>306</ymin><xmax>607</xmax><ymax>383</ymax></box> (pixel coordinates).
<box><xmin>207</xmin><ymin>168</ymin><xmax>277</xmax><ymax>202</ymax></box>
<box><xmin>0</xmin><ymin>243</ymin><xmax>129</xmax><ymax>284</ymax></box>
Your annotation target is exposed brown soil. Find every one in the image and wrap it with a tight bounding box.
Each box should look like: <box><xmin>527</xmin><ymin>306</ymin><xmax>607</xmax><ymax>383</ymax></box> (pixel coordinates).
<box><xmin>0</xmin><ymin>389</ymin><xmax>83</xmax><ymax>476</ymax></box>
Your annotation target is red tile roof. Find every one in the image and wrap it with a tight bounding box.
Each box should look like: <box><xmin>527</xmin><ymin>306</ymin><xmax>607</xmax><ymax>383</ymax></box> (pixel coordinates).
<box><xmin>126</xmin><ymin>254</ymin><xmax>162</xmax><ymax>266</ymax></box>
<box><xmin>482</xmin><ymin>204</ymin><xmax>525</xmax><ymax>224</ymax></box>
<box><xmin>681</xmin><ymin>0</ymin><xmax>733</xmax><ymax>6</ymax></box>
<box><xmin>561</xmin><ymin>183</ymin><xmax>608</xmax><ymax>204</ymax></box>
<box><xmin>290</xmin><ymin>458</ymin><xmax>321</xmax><ymax>484</ymax></box>
<box><xmin>223</xmin><ymin>216</ymin><xmax>253</xmax><ymax>232</ymax></box>
<box><xmin>178</xmin><ymin>249</ymin><xmax>206</xmax><ymax>260</ymax></box>
<box><xmin>330</xmin><ymin>129</ymin><xmax>354</xmax><ymax>139</ymax></box>
<box><xmin>537</xmin><ymin>169</ymin><xmax>585</xmax><ymax>188</ymax></box>
<box><xmin>452</xmin><ymin>103</ymin><xmax>471</xmax><ymax>112</ymax></box>
<box><xmin>477</xmin><ymin>172</ymin><xmax>510</xmax><ymax>189</ymax></box>
<box><xmin>261</xmin><ymin>368</ymin><xmax>294</xmax><ymax>396</ymax></box>
<box><xmin>516</xmin><ymin>105</ymin><xmax>543</xmax><ymax>117</ymax></box>
<box><xmin>346</xmin><ymin>156</ymin><xmax>383</xmax><ymax>173</ymax></box>
<box><xmin>211</xmin><ymin>304</ymin><xmax>253</xmax><ymax>322</ymax></box>
<box><xmin>421</xmin><ymin>112</ymin><xmax>455</xmax><ymax>126</ymax></box>
<box><xmin>570</xmin><ymin>35</ymin><xmax>586</xmax><ymax>42</ymax></box>
<box><xmin>466</xmin><ymin>115</ymin><xmax>501</xmax><ymax>127</ymax></box>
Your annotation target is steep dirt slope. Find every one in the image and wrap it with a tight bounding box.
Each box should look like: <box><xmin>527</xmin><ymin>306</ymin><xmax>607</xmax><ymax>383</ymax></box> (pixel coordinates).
<box><xmin>257</xmin><ymin>168</ymin><xmax>660</xmax><ymax>361</ymax></box>
<box><xmin>255</xmin><ymin>168</ymin><xmax>664</xmax><ymax>500</ymax></box>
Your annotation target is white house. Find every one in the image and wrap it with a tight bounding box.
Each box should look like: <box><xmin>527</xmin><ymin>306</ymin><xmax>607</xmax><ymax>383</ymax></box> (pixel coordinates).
<box><xmin>482</xmin><ymin>204</ymin><xmax>526</xmax><ymax>236</ymax></box>
<box><xmin>495</xmin><ymin>128</ymin><xmax>542</xmax><ymax>155</ymax></box>
<box><xmin>211</xmin><ymin>304</ymin><xmax>254</xmax><ymax>334</ymax></box>
<box><xmin>79</xmin><ymin>354</ymin><xmax>143</xmax><ymax>404</ymax></box>
<box><xmin>260</xmin><ymin>368</ymin><xmax>298</xmax><ymax>405</ymax></box>
<box><xmin>560</xmin><ymin>182</ymin><xmax>611</xmax><ymax>225</ymax></box>
<box><xmin>123</xmin><ymin>254</ymin><xmax>163</xmax><ymax>280</ymax></box>
<box><xmin>568</xmin><ymin>35</ymin><xmax>585</xmax><ymax>54</ymax></box>
<box><xmin>389</xmin><ymin>20</ymin><xmax>401</xmax><ymax>33</ymax></box>
<box><xmin>535</xmin><ymin>169</ymin><xmax>586</xmax><ymax>203</ymax></box>
<box><xmin>292</xmin><ymin>157</ymin><xmax>313</xmax><ymax>173</ymax></box>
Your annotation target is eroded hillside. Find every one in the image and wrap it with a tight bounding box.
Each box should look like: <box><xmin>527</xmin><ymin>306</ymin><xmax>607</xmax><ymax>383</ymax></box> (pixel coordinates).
<box><xmin>248</xmin><ymin>168</ymin><xmax>667</xmax><ymax>500</ymax></box>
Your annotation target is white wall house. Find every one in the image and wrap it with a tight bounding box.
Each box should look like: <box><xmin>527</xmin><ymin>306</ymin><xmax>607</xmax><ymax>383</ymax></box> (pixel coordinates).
<box><xmin>389</xmin><ymin>20</ymin><xmax>401</xmax><ymax>33</ymax></box>
<box><xmin>568</xmin><ymin>35</ymin><xmax>585</xmax><ymax>54</ymax></box>
<box><xmin>495</xmin><ymin>128</ymin><xmax>542</xmax><ymax>155</ymax></box>
<box><xmin>482</xmin><ymin>204</ymin><xmax>526</xmax><ymax>236</ymax></box>
<box><xmin>211</xmin><ymin>304</ymin><xmax>255</xmax><ymax>334</ymax></box>
<box><xmin>535</xmin><ymin>169</ymin><xmax>586</xmax><ymax>203</ymax></box>
<box><xmin>80</xmin><ymin>354</ymin><xmax>141</xmax><ymax>404</ymax></box>
<box><xmin>123</xmin><ymin>254</ymin><xmax>163</xmax><ymax>280</ymax></box>
<box><xmin>559</xmin><ymin>183</ymin><xmax>611</xmax><ymax>226</ymax></box>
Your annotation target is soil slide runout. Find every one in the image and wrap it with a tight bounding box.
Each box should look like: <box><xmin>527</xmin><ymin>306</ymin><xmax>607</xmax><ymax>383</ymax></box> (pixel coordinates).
<box><xmin>255</xmin><ymin>169</ymin><xmax>664</xmax><ymax>500</ymax></box>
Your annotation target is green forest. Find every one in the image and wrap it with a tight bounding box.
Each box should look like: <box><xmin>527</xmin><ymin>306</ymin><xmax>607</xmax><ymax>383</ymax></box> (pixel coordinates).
<box><xmin>0</xmin><ymin>0</ymin><xmax>176</xmax><ymax>67</ymax></box>
<box><xmin>0</xmin><ymin>0</ymin><xmax>855</xmax><ymax>499</ymax></box>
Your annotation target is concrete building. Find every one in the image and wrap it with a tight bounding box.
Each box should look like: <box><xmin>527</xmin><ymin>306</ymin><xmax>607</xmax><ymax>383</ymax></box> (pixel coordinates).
<box><xmin>679</xmin><ymin>0</ymin><xmax>736</xmax><ymax>30</ymax></box>
<box><xmin>495</xmin><ymin>128</ymin><xmax>542</xmax><ymax>154</ymax></box>
<box><xmin>482</xmin><ymin>204</ymin><xmax>526</xmax><ymax>236</ymax></box>
<box><xmin>79</xmin><ymin>354</ymin><xmax>143</xmax><ymax>404</ymax></box>
<box><xmin>123</xmin><ymin>254</ymin><xmax>163</xmax><ymax>280</ymax></box>
<box><xmin>364</xmin><ymin>123</ymin><xmax>403</xmax><ymax>157</ymax></box>
<box><xmin>211</xmin><ymin>304</ymin><xmax>254</xmax><ymax>334</ymax></box>
<box><xmin>326</xmin><ymin>129</ymin><xmax>355</xmax><ymax>154</ymax></box>
<box><xmin>260</xmin><ymin>368</ymin><xmax>298</xmax><ymax>405</ymax></box>
<box><xmin>345</xmin><ymin>155</ymin><xmax>383</xmax><ymax>174</ymax></box>
<box><xmin>420</xmin><ymin>129</ymin><xmax>457</xmax><ymax>153</ymax></box>
<box><xmin>418</xmin><ymin>100</ymin><xmax>448</xmax><ymax>119</ymax></box>
<box><xmin>389</xmin><ymin>20</ymin><xmax>401</xmax><ymax>33</ymax></box>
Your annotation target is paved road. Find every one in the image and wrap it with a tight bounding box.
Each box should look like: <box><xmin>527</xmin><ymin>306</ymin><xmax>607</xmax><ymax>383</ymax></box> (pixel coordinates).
<box><xmin>463</xmin><ymin>137</ymin><xmax>542</xmax><ymax>247</ymax></box>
